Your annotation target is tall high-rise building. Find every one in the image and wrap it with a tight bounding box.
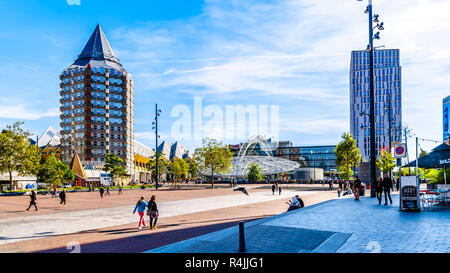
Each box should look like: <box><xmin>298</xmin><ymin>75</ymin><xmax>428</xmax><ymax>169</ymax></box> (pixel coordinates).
<box><xmin>444</xmin><ymin>95</ymin><xmax>450</xmax><ymax>142</ymax></box>
<box><xmin>350</xmin><ymin>49</ymin><xmax>402</xmax><ymax>160</ymax></box>
<box><xmin>60</xmin><ymin>25</ymin><xmax>135</xmax><ymax>176</ymax></box>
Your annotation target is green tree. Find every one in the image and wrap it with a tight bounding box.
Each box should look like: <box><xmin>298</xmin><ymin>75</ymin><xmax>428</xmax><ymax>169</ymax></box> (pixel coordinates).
<box><xmin>334</xmin><ymin>133</ymin><xmax>362</xmax><ymax>180</ymax></box>
<box><xmin>37</xmin><ymin>153</ymin><xmax>74</xmax><ymax>187</ymax></box>
<box><xmin>188</xmin><ymin>160</ymin><xmax>198</xmax><ymax>179</ymax></box>
<box><xmin>194</xmin><ymin>138</ymin><xmax>234</xmax><ymax>189</ymax></box>
<box><xmin>170</xmin><ymin>158</ymin><xmax>189</xmax><ymax>188</ymax></box>
<box><xmin>103</xmin><ymin>153</ymin><xmax>127</xmax><ymax>185</ymax></box>
<box><xmin>376</xmin><ymin>150</ymin><xmax>396</xmax><ymax>174</ymax></box>
<box><xmin>149</xmin><ymin>151</ymin><xmax>170</xmax><ymax>182</ymax></box>
<box><xmin>247</xmin><ymin>163</ymin><xmax>262</xmax><ymax>183</ymax></box>
<box><xmin>0</xmin><ymin>122</ymin><xmax>40</xmax><ymax>190</ymax></box>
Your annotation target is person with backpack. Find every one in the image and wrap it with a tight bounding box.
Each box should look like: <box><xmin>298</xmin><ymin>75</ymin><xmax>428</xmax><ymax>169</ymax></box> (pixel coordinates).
<box><xmin>59</xmin><ymin>189</ymin><xmax>67</xmax><ymax>207</ymax></box>
<box><xmin>26</xmin><ymin>190</ymin><xmax>38</xmax><ymax>211</ymax></box>
<box><xmin>147</xmin><ymin>195</ymin><xmax>159</xmax><ymax>230</ymax></box>
<box><xmin>133</xmin><ymin>196</ymin><xmax>148</xmax><ymax>230</ymax></box>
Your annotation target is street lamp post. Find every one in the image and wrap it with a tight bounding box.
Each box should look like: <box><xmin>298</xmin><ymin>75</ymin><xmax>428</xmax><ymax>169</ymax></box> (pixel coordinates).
<box><xmin>152</xmin><ymin>104</ymin><xmax>161</xmax><ymax>191</ymax></box>
<box><xmin>358</xmin><ymin>0</ymin><xmax>384</xmax><ymax>197</ymax></box>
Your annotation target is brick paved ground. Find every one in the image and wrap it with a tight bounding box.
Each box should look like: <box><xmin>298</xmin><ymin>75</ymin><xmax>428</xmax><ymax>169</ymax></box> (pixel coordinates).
<box><xmin>151</xmin><ymin>193</ymin><xmax>450</xmax><ymax>253</ymax></box>
<box><xmin>0</xmin><ymin>186</ymin><xmax>336</xmax><ymax>253</ymax></box>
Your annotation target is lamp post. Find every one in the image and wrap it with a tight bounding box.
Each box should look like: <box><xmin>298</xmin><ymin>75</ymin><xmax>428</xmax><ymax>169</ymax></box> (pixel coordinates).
<box><xmin>152</xmin><ymin>104</ymin><xmax>161</xmax><ymax>191</ymax></box>
<box><xmin>358</xmin><ymin>0</ymin><xmax>385</xmax><ymax>197</ymax></box>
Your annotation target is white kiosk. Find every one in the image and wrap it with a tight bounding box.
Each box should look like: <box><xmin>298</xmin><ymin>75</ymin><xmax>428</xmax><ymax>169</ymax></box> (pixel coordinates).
<box><xmin>400</xmin><ymin>176</ymin><xmax>420</xmax><ymax>211</ymax></box>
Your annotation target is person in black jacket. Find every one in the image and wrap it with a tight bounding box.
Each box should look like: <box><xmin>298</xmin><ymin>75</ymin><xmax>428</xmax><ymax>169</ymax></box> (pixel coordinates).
<box><xmin>382</xmin><ymin>173</ymin><xmax>393</xmax><ymax>205</ymax></box>
<box><xmin>375</xmin><ymin>177</ymin><xmax>383</xmax><ymax>204</ymax></box>
<box><xmin>59</xmin><ymin>189</ymin><xmax>66</xmax><ymax>207</ymax></box>
<box><xmin>272</xmin><ymin>184</ymin><xmax>276</xmax><ymax>195</ymax></box>
<box><xmin>99</xmin><ymin>187</ymin><xmax>104</xmax><ymax>199</ymax></box>
<box><xmin>26</xmin><ymin>190</ymin><xmax>38</xmax><ymax>211</ymax></box>
<box><xmin>148</xmin><ymin>195</ymin><xmax>159</xmax><ymax>230</ymax></box>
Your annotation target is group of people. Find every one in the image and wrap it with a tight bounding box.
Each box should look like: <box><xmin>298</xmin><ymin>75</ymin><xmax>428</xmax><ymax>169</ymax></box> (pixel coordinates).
<box><xmin>336</xmin><ymin>174</ymin><xmax>395</xmax><ymax>205</ymax></box>
<box><xmin>133</xmin><ymin>195</ymin><xmax>159</xmax><ymax>230</ymax></box>
<box><xmin>26</xmin><ymin>189</ymin><xmax>67</xmax><ymax>211</ymax></box>
<box><xmin>337</xmin><ymin>176</ymin><xmax>365</xmax><ymax>200</ymax></box>
<box><xmin>272</xmin><ymin>183</ymin><xmax>282</xmax><ymax>195</ymax></box>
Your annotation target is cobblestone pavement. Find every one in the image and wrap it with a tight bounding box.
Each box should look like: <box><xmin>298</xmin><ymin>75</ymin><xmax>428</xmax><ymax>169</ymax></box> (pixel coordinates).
<box><xmin>0</xmin><ymin>188</ymin><xmax>318</xmax><ymax>246</ymax></box>
<box><xmin>0</xmin><ymin>189</ymin><xmax>337</xmax><ymax>253</ymax></box>
<box><xmin>150</xmin><ymin>194</ymin><xmax>450</xmax><ymax>253</ymax></box>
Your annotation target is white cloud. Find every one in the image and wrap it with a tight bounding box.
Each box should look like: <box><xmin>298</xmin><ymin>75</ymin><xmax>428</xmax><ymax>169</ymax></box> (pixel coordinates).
<box><xmin>0</xmin><ymin>104</ymin><xmax>59</xmax><ymax>120</ymax></box>
<box><xmin>113</xmin><ymin>0</ymin><xmax>449</xmax><ymax>148</ymax></box>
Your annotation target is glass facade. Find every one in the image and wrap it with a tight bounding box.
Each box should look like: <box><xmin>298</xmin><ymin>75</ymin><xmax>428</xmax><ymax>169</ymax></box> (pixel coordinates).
<box><xmin>350</xmin><ymin>49</ymin><xmax>402</xmax><ymax>160</ymax></box>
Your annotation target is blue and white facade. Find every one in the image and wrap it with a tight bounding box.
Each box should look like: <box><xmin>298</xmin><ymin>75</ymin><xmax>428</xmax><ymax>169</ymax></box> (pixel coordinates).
<box><xmin>60</xmin><ymin>25</ymin><xmax>135</xmax><ymax>176</ymax></box>
<box><xmin>350</xmin><ymin>49</ymin><xmax>402</xmax><ymax>160</ymax></box>
<box><xmin>444</xmin><ymin>95</ymin><xmax>450</xmax><ymax>142</ymax></box>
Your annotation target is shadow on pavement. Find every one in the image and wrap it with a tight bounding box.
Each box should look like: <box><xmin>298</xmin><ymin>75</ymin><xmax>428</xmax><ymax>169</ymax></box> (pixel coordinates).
<box><xmin>34</xmin><ymin>216</ymin><xmax>266</xmax><ymax>253</ymax></box>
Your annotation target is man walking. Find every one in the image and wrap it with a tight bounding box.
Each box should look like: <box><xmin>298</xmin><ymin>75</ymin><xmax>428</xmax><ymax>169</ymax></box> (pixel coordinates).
<box><xmin>100</xmin><ymin>187</ymin><xmax>105</xmax><ymax>199</ymax></box>
<box><xmin>382</xmin><ymin>173</ymin><xmax>393</xmax><ymax>205</ymax></box>
<box><xmin>26</xmin><ymin>190</ymin><xmax>38</xmax><ymax>211</ymax></box>
<box><xmin>59</xmin><ymin>189</ymin><xmax>67</xmax><ymax>207</ymax></box>
<box><xmin>118</xmin><ymin>183</ymin><xmax>123</xmax><ymax>195</ymax></box>
<box><xmin>272</xmin><ymin>183</ymin><xmax>276</xmax><ymax>195</ymax></box>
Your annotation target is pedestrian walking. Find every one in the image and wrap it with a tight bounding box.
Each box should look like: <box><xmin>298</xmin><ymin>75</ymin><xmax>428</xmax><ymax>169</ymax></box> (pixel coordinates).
<box><xmin>118</xmin><ymin>183</ymin><xmax>123</xmax><ymax>195</ymax></box>
<box><xmin>26</xmin><ymin>190</ymin><xmax>38</xmax><ymax>211</ymax></box>
<box><xmin>133</xmin><ymin>196</ymin><xmax>148</xmax><ymax>230</ymax></box>
<box><xmin>375</xmin><ymin>177</ymin><xmax>383</xmax><ymax>205</ymax></box>
<box><xmin>52</xmin><ymin>186</ymin><xmax>58</xmax><ymax>198</ymax></box>
<box><xmin>278</xmin><ymin>184</ymin><xmax>282</xmax><ymax>195</ymax></box>
<box><xmin>106</xmin><ymin>186</ymin><xmax>111</xmax><ymax>196</ymax></box>
<box><xmin>337</xmin><ymin>186</ymin><xmax>342</xmax><ymax>197</ymax></box>
<box><xmin>328</xmin><ymin>180</ymin><xmax>333</xmax><ymax>190</ymax></box>
<box><xmin>99</xmin><ymin>187</ymin><xmax>104</xmax><ymax>199</ymax></box>
<box><xmin>382</xmin><ymin>173</ymin><xmax>393</xmax><ymax>205</ymax></box>
<box><xmin>272</xmin><ymin>184</ymin><xmax>276</xmax><ymax>195</ymax></box>
<box><xmin>59</xmin><ymin>189</ymin><xmax>67</xmax><ymax>207</ymax></box>
<box><xmin>147</xmin><ymin>195</ymin><xmax>159</xmax><ymax>230</ymax></box>
<box><xmin>353</xmin><ymin>176</ymin><xmax>362</xmax><ymax>200</ymax></box>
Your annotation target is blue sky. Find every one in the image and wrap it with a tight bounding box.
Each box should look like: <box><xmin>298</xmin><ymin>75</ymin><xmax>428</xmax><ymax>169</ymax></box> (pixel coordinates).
<box><xmin>0</xmin><ymin>0</ymin><xmax>448</xmax><ymax>154</ymax></box>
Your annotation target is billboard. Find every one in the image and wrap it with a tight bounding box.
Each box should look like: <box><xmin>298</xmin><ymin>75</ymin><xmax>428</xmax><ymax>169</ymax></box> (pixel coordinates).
<box><xmin>444</xmin><ymin>96</ymin><xmax>450</xmax><ymax>142</ymax></box>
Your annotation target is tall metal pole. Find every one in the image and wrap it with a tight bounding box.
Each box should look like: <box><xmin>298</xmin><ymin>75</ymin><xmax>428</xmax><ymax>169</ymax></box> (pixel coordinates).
<box><xmin>368</xmin><ymin>0</ymin><xmax>377</xmax><ymax>198</ymax></box>
<box><xmin>155</xmin><ymin>104</ymin><xmax>159</xmax><ymax>191</ymax></box>
<box><xmin>415</xmin><ymin>137</ymin><xmax>419</xmax><ymax>186</ymax></box>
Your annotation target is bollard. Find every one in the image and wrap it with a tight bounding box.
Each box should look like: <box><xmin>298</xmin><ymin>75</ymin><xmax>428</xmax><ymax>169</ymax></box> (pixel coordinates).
<box><xmin>239</xmin><ymin>221</ymin><xmax>246</xmax><ymax>252</ymax></box>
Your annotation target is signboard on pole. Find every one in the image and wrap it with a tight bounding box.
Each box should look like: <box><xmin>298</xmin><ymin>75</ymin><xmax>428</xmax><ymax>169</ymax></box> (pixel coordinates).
<box><xmin>394</xmin><ymin>143</ymin><xmax>407</xmax><ymax>158</ymax></box>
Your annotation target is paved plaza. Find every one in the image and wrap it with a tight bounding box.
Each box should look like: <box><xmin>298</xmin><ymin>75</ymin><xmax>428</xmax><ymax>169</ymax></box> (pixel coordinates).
<box><xmin>149</xmin><ymin>193</ymin><xmax>450</xmax><ymax>253</ymax></box>
<box><xmin>0</xmin><ymin>186</ymin><xmax>337</xmax><ymax>253</ymax></box>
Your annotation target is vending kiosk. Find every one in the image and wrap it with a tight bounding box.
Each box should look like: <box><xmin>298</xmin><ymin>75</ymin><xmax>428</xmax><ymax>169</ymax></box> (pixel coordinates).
<box><xmin>400</xmin><ymin>176</ymin><xmax>420</xmax><ymax>211</ymax></box>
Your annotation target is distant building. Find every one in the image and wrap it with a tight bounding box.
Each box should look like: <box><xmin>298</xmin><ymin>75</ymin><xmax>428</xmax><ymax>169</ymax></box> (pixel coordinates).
<box><xmin>229</xmin><ymin>139</ymin><xmax>337</xmax><ymax>173</ymax></box>
<box><xmin>30</xmin><ymin>126</ymin><xmax>61</xmax><ymax>160</ymax></box>
<box><xmin>444</xmin><ymin>95</ymin><xmax>450</xmax><ymax>142</ymax></box>
<box><xmin>350</xmin><ymin>49</ymin><xmax>402</xmax><ymax>160</ymax></box>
